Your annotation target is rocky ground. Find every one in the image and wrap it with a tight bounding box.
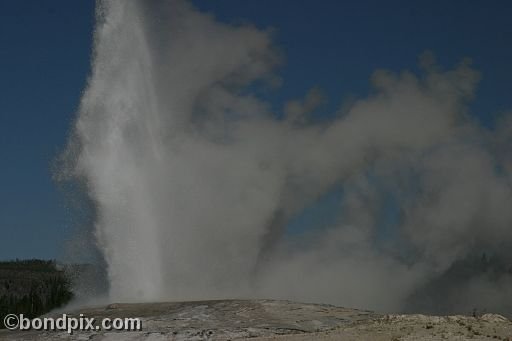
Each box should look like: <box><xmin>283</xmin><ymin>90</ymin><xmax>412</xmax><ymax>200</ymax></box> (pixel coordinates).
<box><xmin>1</xmin><ymin>299</ymin><xmax>511</xmax><ymax>340</ymax></box>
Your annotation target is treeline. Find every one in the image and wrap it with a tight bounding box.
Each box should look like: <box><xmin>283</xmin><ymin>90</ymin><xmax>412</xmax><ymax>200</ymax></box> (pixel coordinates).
<box><xmin>405</xmin><ymin>252</ymin><xmax>512</xmax><ymax>316</ymax></box>
<box><xmin>0</xmin><ymin>259</ymin><xmax>73</xmax><ymax>329</ymax></box>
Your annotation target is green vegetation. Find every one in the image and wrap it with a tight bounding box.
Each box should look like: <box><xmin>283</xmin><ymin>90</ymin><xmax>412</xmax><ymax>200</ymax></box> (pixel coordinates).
<box><xmin>0</xmin><ymin>259</ymin><xmax>73</xmax><ymax>329</ymax></box>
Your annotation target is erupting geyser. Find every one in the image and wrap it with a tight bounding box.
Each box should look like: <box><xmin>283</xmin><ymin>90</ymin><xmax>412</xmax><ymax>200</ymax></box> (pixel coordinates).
<box><xmin>61</xmin><ymin>0</ymin><xmax>512</xmax><ymax>314</ymax></box>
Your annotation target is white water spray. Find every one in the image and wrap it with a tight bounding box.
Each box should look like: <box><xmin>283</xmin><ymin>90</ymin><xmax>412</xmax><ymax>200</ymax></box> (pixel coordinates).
<box><xmin>63</xmin><ymin>0</ymin><xmax>512</xmax><ymax>314</ymax></box>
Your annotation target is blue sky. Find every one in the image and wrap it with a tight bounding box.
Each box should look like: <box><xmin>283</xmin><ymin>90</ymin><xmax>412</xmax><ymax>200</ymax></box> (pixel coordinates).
<box><xmin>1</xmin><ymin>0</ymin><xmax>511</xmax><ymax>260</ymax></box>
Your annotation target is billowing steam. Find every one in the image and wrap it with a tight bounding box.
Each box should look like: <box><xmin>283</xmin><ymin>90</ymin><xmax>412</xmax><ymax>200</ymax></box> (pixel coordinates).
<box><xmin>61</xmin><ymin>0</ymin><xmax>512</xmax><ymax>314</ymax></box>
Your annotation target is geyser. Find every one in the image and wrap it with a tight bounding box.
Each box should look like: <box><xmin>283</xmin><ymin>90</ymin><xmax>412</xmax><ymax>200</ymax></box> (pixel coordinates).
<box><xmin>61</xmin><ymin>0</ymin><xmax>512</xmax><ymax>314</ymax></box>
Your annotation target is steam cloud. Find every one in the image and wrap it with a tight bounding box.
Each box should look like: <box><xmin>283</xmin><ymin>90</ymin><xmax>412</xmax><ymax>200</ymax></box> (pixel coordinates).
<box><xmin>61</xmin><ymin>0</ymin><xmax>512</xmax><ymax>314</ymax></box>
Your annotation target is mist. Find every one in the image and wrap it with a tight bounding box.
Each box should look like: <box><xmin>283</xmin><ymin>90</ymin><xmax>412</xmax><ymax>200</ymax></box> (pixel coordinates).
<box><xmin>60</xmin><ymin>0</ymin><xmax>512</xmax><ymax>315</ymax></box>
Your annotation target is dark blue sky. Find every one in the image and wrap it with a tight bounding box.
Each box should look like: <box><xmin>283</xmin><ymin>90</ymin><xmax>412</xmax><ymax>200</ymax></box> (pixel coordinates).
<box><xmin>1</xmin><ymin>0</ymin><xmax>511</xmax><ymax>260</ymax></box>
